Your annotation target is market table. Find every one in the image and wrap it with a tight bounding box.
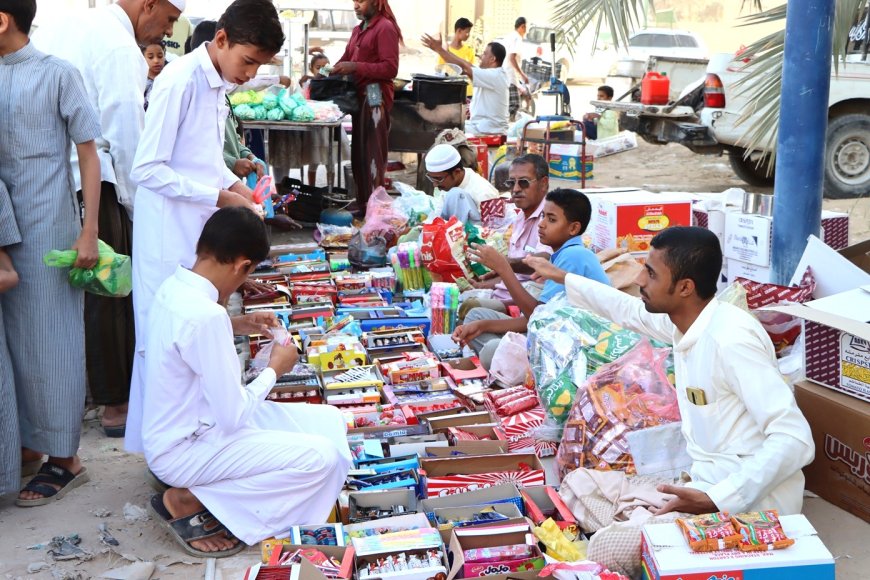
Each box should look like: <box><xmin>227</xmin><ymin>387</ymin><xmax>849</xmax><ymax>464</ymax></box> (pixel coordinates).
<box><xmin>244</xmin><ymin>119</ymin><xmax>346</xmax><ymax>195</ymax></box>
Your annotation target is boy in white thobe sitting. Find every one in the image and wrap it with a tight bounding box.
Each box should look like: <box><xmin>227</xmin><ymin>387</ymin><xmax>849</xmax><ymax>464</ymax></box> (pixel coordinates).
<box><xmin>143</xmin><ymin>207</ymin><xmax>352</xmax><ymax>558</ymax></box>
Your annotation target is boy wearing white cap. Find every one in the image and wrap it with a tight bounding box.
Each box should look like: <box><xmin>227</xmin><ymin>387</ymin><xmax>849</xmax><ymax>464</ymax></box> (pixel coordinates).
<box><xmin>425</xmin><ymin>143</ymin><xmax>499</xmax><ymax>222</ymax></box>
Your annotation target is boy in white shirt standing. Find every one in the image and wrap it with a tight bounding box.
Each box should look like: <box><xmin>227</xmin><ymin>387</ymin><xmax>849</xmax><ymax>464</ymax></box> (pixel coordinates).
<box><xmin>127</xmin><ymin>0</ymin><xmax>285</xmax><ymax>454</ymax></box>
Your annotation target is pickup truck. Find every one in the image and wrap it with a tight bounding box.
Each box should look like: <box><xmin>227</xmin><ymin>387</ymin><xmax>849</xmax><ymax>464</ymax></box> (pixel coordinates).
<box><xmin>594</xmin><ymin>29</ymin><xmax>870</xmax><ymax>199</ymax></box>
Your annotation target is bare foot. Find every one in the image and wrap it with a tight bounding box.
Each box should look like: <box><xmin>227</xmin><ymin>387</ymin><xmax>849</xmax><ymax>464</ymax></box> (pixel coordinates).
<box><xmin>101</xmin><ymin>403</ymin><xmax>128</xmax><ymax>428</ymax></box>
<box><xmin>18</xmin><ymin>455</ymin><xmax>82</xmax><ymax>501</ymax></box>
<box><xmin>163</xmin><ymin>488</ymin><xmax>239</xmax><ymax>553</ymax></box>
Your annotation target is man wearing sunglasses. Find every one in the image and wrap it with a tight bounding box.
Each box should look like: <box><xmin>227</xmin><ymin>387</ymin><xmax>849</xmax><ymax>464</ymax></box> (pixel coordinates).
<box><xmin>458</xmin><ymin>154</ymin><xmax>552</xmax><ymax>320</ymax></box>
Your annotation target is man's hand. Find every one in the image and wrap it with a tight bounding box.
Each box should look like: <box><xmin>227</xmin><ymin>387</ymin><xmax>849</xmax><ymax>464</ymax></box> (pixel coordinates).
<box><xmin>470</xmin><ymin>277</ymin><xmax>499</xmax><ymax>290</ymax></box>
<box><xmin>277</xmin><ymin>76</ymin><xmax>293</xmax><ymax>88</ymax></box>
<box><xmin>233</xmin><ymin>158</ymin><xmax>258</xmax><ymax>179</ymax></box>
<box><xmin>231</xmin><ymin>312</ymin><xmax>280</xmax><ymax>337</ymax></box>
<box><xmin>652</xmin><ymin>485</ymin><xmax>718</xmax><ymax>516</ymax></box>
<box><xmin>217</xmin><ymin>189</ymin><xmax>261</xmax><ymax>217</ymax></box>
<box><xmin>72</xmin><ymin>230</ymin><xmax>99</xmax><ymax>269</ymax></box>
<box><xmin>519</xmin><ymin>72</ymin><xmax>529</xmax><ymax>84</ymax></box>
<box><xmin>268</xmin><ymin>340</ymin><xmax>299</xmax><ymax>377</ymax></box>
<box><xmin>468</xmin><ymin>243</ymin><xmax>511</xmax><ymax>277</ymax></box>
<box><xmin>523</xmin><ymin>256</ymin><xmax>567</xmax><ymax>285</ymax></box>
<box><xmin>241</xmin><ymin>279</ymin><xmax>275</xmax><ymax>297</ymax></box>
<box><xmin>252</xmin><ymin>158</ymin><xmax>266</xmax><ymax>179</ymax></box>
<box><xmin>330</xmin><ymin>61</ymin><xmax>357</xmax><ymax>76</ymax></box>
<box><xmin>452</xmin><ymin>320</ymin><xmax>485</xmax><ymax>347</ymax></box>
<box><xmin>421</xmin><ymin>33</ymin><xmax>444</xmax><ymax>53</ymax></box>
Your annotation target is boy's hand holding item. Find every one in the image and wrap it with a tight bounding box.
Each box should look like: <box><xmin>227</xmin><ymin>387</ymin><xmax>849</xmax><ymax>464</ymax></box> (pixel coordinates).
<box><xmin>231</xmin><ymin>312</ymin><xmax>280</xmax><ymax>338</ymax></box>
<box><xmin>268</xmin><ymin>339</ymin><xmax>299</xmax><ymax>377</ymax></box>
<box><xmin>452</xmin><ymin>320</ymin><xmax>486</xmax><ymax>347</ymax></box>
<box><xmin>524</xmin><ymin>255</ymin><xmax>567</xmax><ymax>285</ymax></box>
<box><xmin>232</xmin><ymin>158</ymin><xmax>259</xmax><ymax>179</ymax></box>
<box><xmin>72</xmin><ymin>228</ymin><xmax>100</xmax><ymax>270</ymax></box>
<box><xmin>468</xmin><ymin>243</ymin><xmax>510</xmax><ymax>277</ymax></box>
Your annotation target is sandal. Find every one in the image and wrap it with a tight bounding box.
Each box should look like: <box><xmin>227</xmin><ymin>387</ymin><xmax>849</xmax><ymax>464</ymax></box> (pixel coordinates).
<box><xmin>16</xmin><ymin>463</ymin><xmax>90</xmax><ymax>507</ymax></box>
<box><xmin>21</xmin><ymin>458</ymin><xmax>44</xmax><ymax>478</ymax></box>
<box><xmin>102</xmin><ymin>423</ymin><xmax>126</xmax><ymax>438</ymax></box>
<box><xmin>147</xmin><ymin>493</ymin><xmax>245</xmax><ymax>558</ymax></box>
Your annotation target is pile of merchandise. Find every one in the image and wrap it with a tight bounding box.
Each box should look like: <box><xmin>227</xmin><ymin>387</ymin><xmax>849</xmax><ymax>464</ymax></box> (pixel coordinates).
<box><xmin>230</xmin><ymin>87</ymin><xmax>344</xmax><ymax>123</ymax></box>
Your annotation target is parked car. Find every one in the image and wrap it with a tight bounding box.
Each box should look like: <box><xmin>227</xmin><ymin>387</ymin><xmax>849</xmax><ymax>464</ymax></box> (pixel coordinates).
<box><xmin>627</xmin><ymin>28</ymin><xmax>707</xmax><ymax>61</ymax></box>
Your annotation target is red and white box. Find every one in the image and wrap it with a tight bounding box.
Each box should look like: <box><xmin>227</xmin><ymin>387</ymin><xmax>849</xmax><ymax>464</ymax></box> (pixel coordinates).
<box><xmin>821</xmin><ymin>210</ymin><xmax>850</xmax><ymax>250</ymax></box>
<box><xmin>498</xmin><ymin>406</ymin><xmax>548</xmax><ymax>456</ymax></box>
<box><xmin>419</xmin><ymin>454</ymin><xmax>545</xmax><ymax>497</ymax></box>
<box><xmin>585</xmin><ymin>190</ymin><xmax>695</xmax><ymax>253</ymax></box>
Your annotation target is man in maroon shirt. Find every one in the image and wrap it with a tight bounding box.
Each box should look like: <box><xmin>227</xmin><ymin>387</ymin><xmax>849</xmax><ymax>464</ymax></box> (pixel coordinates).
<box><xmin>331</xmin><ymin>0</ymin><xmax>401</xmax><ymax>211</ymax></box>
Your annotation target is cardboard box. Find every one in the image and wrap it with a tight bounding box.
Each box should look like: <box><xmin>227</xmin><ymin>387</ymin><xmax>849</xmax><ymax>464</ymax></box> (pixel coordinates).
<box><xmin>724</xmin><ymin>212</ymin><xmax>772</xmax><ymax>267</ymax></box>
<box><xmin>251</xmin><ymin>545</ymin><xmax>356</xmax><ymax>579</ymax></box>
<box><xmin>495</xmin><ymin>406</ymin><xmax>547</xmax><ymax>455</ymax></box>
<box><xmin>348</xmin><ymin>489</ymin><xmax>418</xmax><ymax>523</ymax></box>
<box><xmin>641</xmin><ymin>514</ymin><xmax>834</xmax><ymax>580</ymax></box>
<box><xmin>447</xmin><ymin>521</ymin><xmax>546</xmax><ymax>580</ymax></box>
<box><xmin>419</xmin><ymin>454</ymin><xmax>545</xmax><ymax>497</ymax></box>
<box><xmin>771</xmin><ymin>288</ymin><xmax>870</xmax><ymax>402</ymax></box>
<box><xmin>726</xmin><ymin>258</ymin><xmax>774</xmax><ymax>285</ymax></box>
<box><xmin>547</xmin><ymin>145</ymin><xmax>594</xmax><ymax>182</ymax></box>
<box><xmin>419</xmin><ymin>483</ymin><xmax>524</xmax><ymax>522</ymax></box>
<box><xmin>520</xmin><ymin>486</ymin><xmax>578</xmax><ymax>530</ymax></box>
<box><xmin>351</xmin><ymin>527</ymin><xmax>447</xmax><ymax>580</ymax></box>
<box><xmin>794</xmin><ymin>380</ymin><xmax>870</xmax><ymax>523</ymax></box>
<box><xmin>446</xmin><ymin>424</ymin><xmax>508</xmax><ymax>454</ymax></box>
<box><xmin>821</xmin><ymin>209</ymin><xmax>850</xmax><ymax>250</ymax></box>
<box><xmin>441</xmin><ymin>357</ymin><xmax>488</xmax><ymax>383</ymax></box>
<box><xmin>423</xmin><ymin>441</ymin><xmax>509</xmax><ymax>457</ymax></box>
<box><xmin>388</xmin><ymin>434</ymin><xmax>449</xmax><ymax>457</ymax></box>
<box><xmin>426</xmin><ymin>411</ymin><xmax>494</xmax><ymax>434</ymax></box>
<box><xmin>289</xmin><ymin>523</ymin><xmax>346</xmax><ymax>547</ymax></box>
<box><xmin>432</xmin><ymin>503</ymin><xmax>524</xmax><ymax>544</ymax></box>
<box><xmin>345</xmin><ymin>512</ymin><xmax>432</xmax><ymax>538</ymax></box>
<box><xmin>523</xmin><ymin>126</ymin><xmax>575</xmax><ymax>142</ymax></box>
<box><xmin>586</xmin><ymin>191</ymin><xmax>695</xmax><ymax>253</ymax></box>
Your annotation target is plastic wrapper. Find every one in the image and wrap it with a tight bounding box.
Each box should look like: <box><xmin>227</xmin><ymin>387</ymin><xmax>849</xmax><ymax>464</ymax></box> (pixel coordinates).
<box><xmin>266</xmin><ymin>107</ymin><xmax>284</xmax><ymax>121</ymax></box>
<box><xmin>420</xmin><ymin>216</ymin><xmax>475</xmax><ymax>284</ymax></box>
<box><xmin>556</xmin><ymin>339</ymin><xmax>680</xmax><ymax>478</ymax></box>
<box><xmin>233</xmin><ymin>103</ymin><xmax>257</xmax><ymax>120</ymax></box>
<box><xmin>278</xmin><ymin>88</ymin><xmax>299</xmax><ymax>116</ymax></box>
<box><xmin>309</xmin><ymin>100</ymin><xmax>345</xmax><ymax>122</ymax></box>
<box><xmin>731</xmin><ymin>510</ymin><xmax>795</xmax><ymax>552</ymax></box>
<box><xmin>677</xmin><ymin>512</ymin><xmax>741</xmax><ymax>553</ymax></box>
<box><xmin>316</xmin><ymin>223</ymin><xmax>354</xmax><ymax>248</ymax></box>
<box><xmin>393</xmin><ymin>181</ymin><xmax>441</xmax><ymax>227</ymax></box>
<box><xmin>43</xmin><ymin>240</ymin><xmax>132</xmax><ymax>297</ymax></box>
<box><xmin>533</xmin><ymin>518</ymin><xmax>583</xmax><ymax>562</ymax></box>
<box><xmin>716</xmin><ymin>281</ymin><xmax>750</xmax><ymax>312</ymax></box>
<box><xmin>262</xmin><ymin>93</ymin><xmax>279</xmax><ymax>110</ymax></box>
<box><xmin>291</xmin><ymin>104</ymin><xmax>316</xmax><ymax>122</ymax></box>
<box><xmin>253</xmin><ymin>104</ymin><xmax>267</xmax><ymax>120</ymax></box>
<box><xmin>229</xmin><ymin>89</ymin><xmax>264</xmax><ymax>106</ymax></box>
<box><xmin>360</xmin><ymin>187</ymin><xmax>409</xmax><ymax>246</ymax></box>
<box><xmin>348</xmin><ymin>231</ymin><xmax>387</xmax><ymax>269</ymax></box>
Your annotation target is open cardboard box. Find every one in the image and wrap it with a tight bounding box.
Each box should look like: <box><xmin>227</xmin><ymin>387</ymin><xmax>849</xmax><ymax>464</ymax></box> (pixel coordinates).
<box><xmin>424</xmin><ymin>440</ymin><xmax>509</xmax><ymax>458</ymax></box>
<box><xmin>419</xmin><ymin>483</ymin><xmax>524</xmax><ymax>522</ymax></box>
<box><xmin>441</xmin><ymin>357</ymin><xmax>488</xmax><ymax>383</ymax></box>
<box><xmin>351</xmin><ymin>526</ymin><xmax>447</xmax><ymax>580</ymax></box>
<box><xmin>520</xmin><ymin>486</ymin><xmax>578</xmax><ymax>530</ymax></box>
<box><xmin>388</xmin><ymin>433</ymin><xmax>449</xmax><ymax>457</ymax></box>
<box><xmin>348</xmin><ymin>489</ymin><xmax>418</xmax><ymax>523</ymax></box>
<box><xmin>426</xmin><ymin>411</ymin><xmax>495</xmax><ymax>434</ymax></box>
<box><xmin>446</xmin><ymin>425</ymin><xmax>509</xmax><ymax>456</ymax></box>
<box><xmin>345</xmin><ymin>512</ymin><xmax>432</xmax><ymax>538</ymax></box>
<box><xmin>447</xmin><ymin>520</ymin><xmax>545</xmax><ymax>580</ymax></box>
<box><xmin>419</xmin><ymin>454</ymin><xmax>545</xmax><ymax>497</ymax></box>
<box><xmin>432</xmin><ymin>503</ymin><xmax>524</xmax><ymax>544</ymax></box>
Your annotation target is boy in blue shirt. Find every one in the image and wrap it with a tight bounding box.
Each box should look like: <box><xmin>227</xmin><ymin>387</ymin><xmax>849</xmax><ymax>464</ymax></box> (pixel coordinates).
<box><xmin>454</xmin><ymin>188</ymin><xmax>609</xmax><ymax>369</ymax></box>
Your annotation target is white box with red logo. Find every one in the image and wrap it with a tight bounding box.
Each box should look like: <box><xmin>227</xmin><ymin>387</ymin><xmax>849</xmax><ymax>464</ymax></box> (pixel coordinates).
<box><xmin>584</xmin><ymin>190</ymin><xmax>695</xmax><ymax>253</ymax></box>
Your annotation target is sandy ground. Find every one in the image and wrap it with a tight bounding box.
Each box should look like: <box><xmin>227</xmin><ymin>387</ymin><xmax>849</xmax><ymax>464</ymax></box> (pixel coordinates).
<box><xmin>1</xmin><ymin>132</ymin><xmax>867</xmax><ymax>580</ymax></box>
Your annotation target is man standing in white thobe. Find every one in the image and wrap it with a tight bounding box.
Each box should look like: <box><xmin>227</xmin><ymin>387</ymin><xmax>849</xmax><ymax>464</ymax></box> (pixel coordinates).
<box><xmin>525</xmin><ymin>226</ymin><xmax>814</xmax><ymax>578</ymax></box>
<box><xmin>143</xmin><ymin>207</ymin><xmax>352</xmax><ymax>557</ymax></box>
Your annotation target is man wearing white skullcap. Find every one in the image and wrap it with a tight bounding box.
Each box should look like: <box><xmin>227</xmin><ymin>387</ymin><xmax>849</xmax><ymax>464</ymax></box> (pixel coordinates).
<box><xmin>425</xmin><ymin>143</ymin><xmax>499</xmax><ymax>222</ymax></box>
<box><xmin>33</xmin><ymin>0</ymin><xmax>183</xmax><ymax>441</ymax></box>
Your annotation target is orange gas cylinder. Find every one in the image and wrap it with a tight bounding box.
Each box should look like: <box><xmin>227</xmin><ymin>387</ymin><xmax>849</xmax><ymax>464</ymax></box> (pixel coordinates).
<box><xmin>641</xmin><ymin>72</ymin><xmax>670</xmax><ymax>105</ymax></box>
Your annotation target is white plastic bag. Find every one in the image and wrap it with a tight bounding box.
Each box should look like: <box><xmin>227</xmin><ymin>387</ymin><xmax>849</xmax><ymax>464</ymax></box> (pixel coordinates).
<box><xmin>488</xmin><ymin>332</ymin><xmax>530</xmax><ymax>387</ymax></box>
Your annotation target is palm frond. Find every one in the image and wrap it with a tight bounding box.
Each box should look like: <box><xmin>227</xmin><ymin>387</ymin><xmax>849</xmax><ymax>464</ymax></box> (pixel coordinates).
<box><xmin>551</xmin><ymin>0</ymin><xmax>647</xmax><ymax>53</ymax></box>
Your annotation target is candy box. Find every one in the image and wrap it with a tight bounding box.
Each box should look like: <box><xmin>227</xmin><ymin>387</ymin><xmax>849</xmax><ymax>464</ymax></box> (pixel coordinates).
<box><xmin>446</xmin><ymin>425</ymin><xmax>508</xmax><ymax>456</ymax></box>
<box><xmin>425</xmin><ymin>411</ymin><xmax>495</xmax><ymax>434</ymax></box>
<box><xmin>348</xmin><ymin>489</ymin><xmax>419</xmax><ymax>523</ymax></box>
<box><xmin>432</xmin><ymin>503</ymin><xmax>524</xmax><ymax>544</ymax></box>
<box><xmin>251</xmin><ymin>545</ymin><xmax>355</xmax><ymax>580</ymax></box>
<box><xmin>497</xmin><ymin>406</ymin><xmax>546</xmax><ymax>455</ymax></box>
<box><xmin>288</xmin><ymin>524</ymin><xmax>346</xmax><ymax>547</ymax></box>
<box><xmin>520</xmin><ymin>486</ymin><xmax>577</xmax><ymax>530</ymax></box>
<box><xmin>387</xmin><ymin>434</ymin><xmax>449</xmax><ymax>457</ymax></box>
<box><xmin>441</xmin><ymin>357</ymin><xmax>487</xmax><ymax>383</ymax></box>
<box><xmin>345</xmin><ymin>406</ymin><xmax>410</xmax><ymax>430</ymax></box>
<box><xmin>356</xmin><ymin>455</ymin><xmax>420</xmax><ymax>474</ymax></box>
<box><xmin>419</xmin><ymin>454</ymin><xmax>545</xmax><ymax>497</ymax></box>
<box><xmin>447</xmin><ymin>521</ymin><xmax>545</xmax><ymax>580</ymax></box>
<box><xmin>399</xmin><ymin>399</ymin><xmax>463</xmax><ymax>426</ymax></box>
<box><xmin>345</xmin><ymin>512</ymin><xmax>432</xmax><ymax>539</ymax></box>
<box><xmin>266</xmin><ymin>382</ymin><xmax>323</xmax><ymax>404</ymax></box>
<box><xmin>641</xmin><ymin>514</ymin><xmax>834</xmax><ymax>580</ymax></box>
<box><xmin>351</xmin><ymin>527</ymin><xmax>448</xmax><ymax>580</ymax></box>
<box><xmin>350</xmin><ymin>469</ymin><xmax>422</xmax><ymax>497</ymax></box>
<box><xmin>419</xmin><ymin>484</ymin><xmax>524</xmax><ymax>522</ymax></box>
<box><xmin>423</xmin><ymin>440</ymin><xmax>509</xmax><ymax>458</ymax></box>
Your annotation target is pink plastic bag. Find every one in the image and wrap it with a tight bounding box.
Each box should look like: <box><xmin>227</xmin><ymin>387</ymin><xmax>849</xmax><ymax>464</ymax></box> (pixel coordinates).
<box><xmin>360</xmin><ymin>187</ymin><xmax>408</xmax><ymax>246</ymax></box>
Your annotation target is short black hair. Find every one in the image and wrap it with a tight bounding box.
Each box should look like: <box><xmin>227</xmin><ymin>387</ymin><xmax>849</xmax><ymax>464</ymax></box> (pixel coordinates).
<box><xmin>515</xmin><ymin>17</ymin><xmax>527</xmax><ymax>29</ymax></box>
<box><xmin>487</xmin><ymin>42</ymin><xmax>506</xmax><ymax>67</ymax></box>
<box><xmin>196</xmin><ymin>207</ymin><xmax>270</xmax><ymax>265</ymax></box>
<box><xmin>597</xmin><ymin>85</ymin><xmax>614</xmax><ymax>99</ymax></box>
<box><xmin>511</xmin><ymin>153</ymin><xmax>548</xmax><ymax>180</ymax></box>
<box><xmin>189</xmin><ymin>20</ymin><xmax>217</xmax><ymax>52</ymax></box>
<box><xmin>454</xmin><ymin>17</ymin><xmax>473</xmax><ymax>31</ymax></box>
<box><xmin>650</xmin><ymin>226</ymin><xmax>722</xmax><ymax>300</ymax></box>
<box><xmin>217</xmin><ymin>0</ymin><xmax>284</xmax><ymax>54</ymax></box>
<box><xmin>545</xmin><ymin>189</ymin><xmax>592</xmax><ymax>233</ymax></box>
<box><xmin>0</xmin><ymin>0</ymin><xmax>36</xmax><ymax>35</ymax></box>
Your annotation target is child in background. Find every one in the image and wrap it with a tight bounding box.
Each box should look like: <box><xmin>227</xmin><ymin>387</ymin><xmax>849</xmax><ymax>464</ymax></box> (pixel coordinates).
<box><xmin>452</xmin><ymin>189</ymin><xmax>610</xmax><ymax>369</ymax></box>
<box><xmin>142</xmin><ymin>43</ymin><xmax>166</xmax><ymax>111</ymax></box>
<box><xmin>583</xmin><ymin>85</ymin><xmax>618</xmax><ymax>140</ymax></box>
<box><xmin>300</xmin><ymin>52</ymin><xmax>329</xmax><ymax>91</ymax></box>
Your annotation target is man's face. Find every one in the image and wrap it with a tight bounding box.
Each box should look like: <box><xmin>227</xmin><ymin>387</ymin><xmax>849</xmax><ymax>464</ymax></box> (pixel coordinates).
<box><xmin>457</xmin><ymin>27</ymin><xmax>471</xmax><ymax>42</ymax></box>
<box><xmin>507</xmin><ymin>162</ymin><xmax>547</xmax><ymax>212</ymax></box>
<box><xmin>353</xmin><ymin>0</ymin><xmax>378</xmax><ymax>21</ymax></box>
<box><xmin>597</xmin><ymin>89</ymin><xmax>611</xmax><ymax>101</ymax></box>
<box><xmin>426</xmin><ymin>166</ymin><xmax>464</xmax><ymax>191</ymax></box>
<box><xmin>636</xmin><ymin>248</ymin><xmax>679</xmax><ymax>314</ymax></box>
<box><xmin>214</xmin><ymin>29</ymin><xmax>277</xmax><ymax>85</ymax></box>
<box><xmin>137</xmin><ymin>0</ymin><xmax>180</xmax><ymax>46</ymax></box>
<box><xmin>479</xmin><ymin>46</ymin><xmax>495</xmax><ymax>69</ymax></box>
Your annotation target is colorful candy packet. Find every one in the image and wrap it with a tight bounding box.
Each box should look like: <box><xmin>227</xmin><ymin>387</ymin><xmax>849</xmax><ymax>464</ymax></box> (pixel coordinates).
<box><xmin>731</xmin><ymin>510</ymin><xmax>795</xmax><ymax>552</ymax></box>
<box><xmin>676</xmin><ymin>512</ymin><xmax>741</xmax><ymax>552</ymax></box>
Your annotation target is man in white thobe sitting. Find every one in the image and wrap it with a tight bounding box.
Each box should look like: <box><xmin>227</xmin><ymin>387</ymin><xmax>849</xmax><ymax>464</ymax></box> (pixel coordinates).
<box><xmin>425</xmin><ymin>144</ymin><xmax>499</xmax><ymax>223</ymax></box>
<box><xmin>143</xmin><ymin>207</ymin><xmax>352</xmax><ymax>557</ymax></box>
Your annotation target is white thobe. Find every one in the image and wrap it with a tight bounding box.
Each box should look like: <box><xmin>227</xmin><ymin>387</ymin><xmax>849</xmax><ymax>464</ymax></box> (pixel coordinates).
<box><xmin>563</xmin><ymin>273</ymin><xmax>815</xmax><ymax>515</ymax></box>
<box><xmin>126</xmin><ymin>43</ymin><xmax>241</xmax><ymax>453</ymax></box>
<box><xmin>33</xmin><ymin>4</ymin><xmax>146</xmax><ymax>214</ymax></box>
<box><xmin>143</xmin><ymin>267</ymin><xmax>352</xmax><ymax>545</ymax></box>
<box><xmin>457</xmin><ymin>168</ymin><xmax>499</xmax><ymax>206</ymax></box>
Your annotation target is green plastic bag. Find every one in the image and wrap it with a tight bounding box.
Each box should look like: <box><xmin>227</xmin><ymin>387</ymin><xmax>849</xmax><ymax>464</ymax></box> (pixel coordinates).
<box><xmin>44</xmin><ymin>240</ymin><xmax>132</xmax><ymax>297</ymax></box>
